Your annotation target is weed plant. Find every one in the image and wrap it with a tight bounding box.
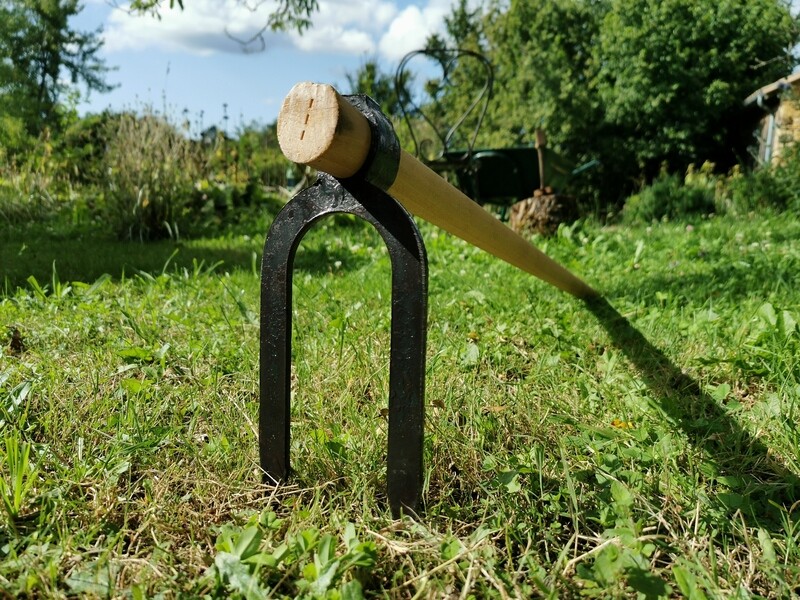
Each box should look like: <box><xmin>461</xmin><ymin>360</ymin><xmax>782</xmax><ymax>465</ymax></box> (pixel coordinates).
<box><xmin>0</xmin><ymin>138</ymin><xmax>59</xmax><ymax>225</ymax></box>
<box><xmin>103</xmin><ymin>112</ymin><xmax>206</xmax><ymax>241</ymax></box>
<box><xmin>0</xmin><ymin>178</ymin><xmax>55</xmax><ymax>225</ymax></box>
<box><xmin>722</xmin><ymin>142</ymin><xmax>800</xmax><ymax>216</ymax></box>
<box><xmin>0</xmin><ymin>107</ymin><xmax>297</xmax><ymax>242</ymax></box>
<box><xmin>1</xmin><ymin>211</ymin><xmax>799</xmax><ymax>597</ymax></box>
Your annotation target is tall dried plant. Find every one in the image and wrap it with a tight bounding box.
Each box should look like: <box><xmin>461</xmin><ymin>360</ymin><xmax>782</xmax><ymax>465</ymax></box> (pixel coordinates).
<box><xmin>0</xmin><ymin>137</ymin><xmax>57</xmax><ymax>224</ymax></box>
<box><xmin>104</xmin><ymin>111</ymin><xmax>205</xmax><ymax>240</ymax></box>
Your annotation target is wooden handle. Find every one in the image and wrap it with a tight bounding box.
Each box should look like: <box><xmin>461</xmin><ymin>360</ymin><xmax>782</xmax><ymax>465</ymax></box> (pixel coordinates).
<box><xmin>278</xmin><ymin>82</ymin><xmax>598</xmax><ymax>299</ymax></box>
<box><xmin>277</xmin><ymin>82</ymin><xmax>371</xmax><ymax>178</ymax></box>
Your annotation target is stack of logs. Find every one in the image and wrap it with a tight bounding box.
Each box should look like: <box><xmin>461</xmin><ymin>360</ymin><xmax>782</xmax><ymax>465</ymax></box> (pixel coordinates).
<box><xmin>508</xmin><ymin>129</ymin><xmax>578</xmax><ymax>237</ymax></box>
<box><xmin>509</xmin><ymin>187</ymin><xmax>578</xmax><ymax>237</ymax></box>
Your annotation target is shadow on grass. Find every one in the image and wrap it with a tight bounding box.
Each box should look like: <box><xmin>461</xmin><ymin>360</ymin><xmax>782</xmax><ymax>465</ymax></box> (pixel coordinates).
<box><xmin>0</xmin><ymin>222</ymin><xmax>376</xmax><ymax>296</ymax></box>
<box><xmin>602</xmin><ymin>230</ymin><xmax>799</xmax><ymax>303</ymax></box>
<box><xmin>609</xmin><ymin>261</ymin><xmax>798</xmax><ymax>304</ymax></box>
<box><xmin>0</xmin><ymin>237</ymin><xmax>259</xmax><ymax>294</ymax></box>
<box><xmin>584</xmin><ymin>296</ymin><xmax>798</xmax><ymax>525</ymax></box>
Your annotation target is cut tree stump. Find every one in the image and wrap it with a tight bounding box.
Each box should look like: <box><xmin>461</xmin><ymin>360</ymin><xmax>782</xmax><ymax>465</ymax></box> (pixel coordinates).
<box><xmin>509</xmin><ymin>189</ymin><xmax>578</xmax><ymax>237</ymax></box>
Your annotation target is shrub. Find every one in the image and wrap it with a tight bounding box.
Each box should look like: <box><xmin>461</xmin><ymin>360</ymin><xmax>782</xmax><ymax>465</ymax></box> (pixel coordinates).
<box><xmin>103</xmin><ymin>112</ymin><xmax>204</xmax><ymax>240</ymax></box>
<box><xmin>0</xmin><ymin>177</ymin><xmax>55</xmax><ymax>224</ymax></box>
<box><xmin>57</xmin><ymin>112</ymin><xmax>117</xmax><ymax>187</ymax></box>
<box><xmin>718</xmin><ymin>140</ymin><xmax>800</xmax><ymax>216</ymax></box>
<box><xmin>0</xmin><ymin>115</ymin><xmax>31</xmax><ymax>159</ymax></box>
<box><xmin>771</xmin><ymin>140</ymin><xmax>800</xmax><ymax>210</ymax></box>
<box><xmin>721</xmin><ymin>167</ymin><xmax>791</xmax><ymax>215</ymax></box>
<box><xmin>622</xmin><ymin>165</ymin><xmax>716</xmax><ymax>223</ymax></box>
<box><xmin>0</xmin><ymin>139</ymin><xmax>58</xmax><ymax>224</ymax></box>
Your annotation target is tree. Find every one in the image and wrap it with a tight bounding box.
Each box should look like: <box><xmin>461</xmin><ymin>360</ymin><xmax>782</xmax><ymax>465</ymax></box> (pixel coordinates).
<box><xmin>430</xmin><ymin>0</ymin><xmax>799</xmax><ymax>207</ymax></box>
<box><xmin>0</xmin><ymin>5</ymin><xmax>29</xmax><ymax>150</ymax></box>
<box><xmin>0</xmin><ymin>0</ymin><xmax>113</xmax><ymax>139</ymax></box>
<box><xmin>345</xmin><ymin>59</ymin><xmax>408</xmax><ymax>119</ymax></box>
<box><xmin>482</xmin><ymin>0</ymin><xmax>606</xmax><ymax>151</ymax></box>
<box><xmin>411</xmin><ymin>1</ymin><xmax>605</xmax><ymax>158</ymax></box>
<box><xmin>424</xmin><ymin>1</ymin><xmax>491</xmax><ymax>151</ymax></box>
<box><xmin>595</xmin><ymin>0</ymin><xmax>798</xmax><ymax>177</ymax></box>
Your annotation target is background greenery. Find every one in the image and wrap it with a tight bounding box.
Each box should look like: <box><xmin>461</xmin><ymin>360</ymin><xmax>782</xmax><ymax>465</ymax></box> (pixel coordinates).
<box><xmin>406</xmin><ymin>0</ymin><xmax>800</xmax><ymax>210</ymax></box>
<box><xmin>344</xmin><ymin>0</ymin><xmax>800</xmax><ymax>218</ymax></box>
<box><xmin>2</xmin><ymin>0</ymin><xmax>799</xmax><ymax>233</ymax></box>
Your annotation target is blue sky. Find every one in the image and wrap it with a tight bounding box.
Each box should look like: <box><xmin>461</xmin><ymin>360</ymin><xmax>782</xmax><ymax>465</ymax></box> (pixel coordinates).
<box><xmin>71</xmin><ymin>0</ymin><xmax>462</xmax><ymax>133</ymax></box>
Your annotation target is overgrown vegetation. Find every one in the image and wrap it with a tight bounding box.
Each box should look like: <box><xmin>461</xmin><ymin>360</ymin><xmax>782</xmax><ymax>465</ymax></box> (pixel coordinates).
<box><xmin>0</xmin><ymin>0</ymin><xmax>300</xmax><ymax>240</ymax></box>
<box><xmin>2</xmin><ymin>210</ymin><xmax>800</xmax><ymax>597</ymax></box>
<box><xmin>0</xmin><ymin>106</ymin><xmax>297</xmax><ymax>239</ymax></box>
<box><xmin>622</xmin><ymin>167</ymin><xmax>717</xmax><ymax>224</ymax></box>
<box><xmin>104</xmin><ymin>112</ymin><xmax>204</xmax><ymax>240</ymax></box>
<box><xmin>622</xmin><ymin>145</ymin><xmax>800</xmax><ymax>224</ymax></box>
<box><xmin>1</xmin><ymin>0</ymin><xmax>798</xmax><ymax>233</ymax></box>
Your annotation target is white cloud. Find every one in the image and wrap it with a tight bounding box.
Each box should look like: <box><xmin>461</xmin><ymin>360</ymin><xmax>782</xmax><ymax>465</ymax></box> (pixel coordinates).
<box><xmin>377</xmin><ymin>5</ymin><xmax>444</xmax><ymax>61</ymax></box>
<box><xmin>292</xmin><ymin>26</ymin><xmax>375</xmax><ymax>55</ymax></box>
<box><xmin>313</xmin><ymin>0</ymin><xmax>398</xmax><ymax>34</ymax></box>
<box><xmin>376</xmin><ymin>0</ymin><xmax>482</xmax><ymax>62</ymax></box>
<box><xmin>102</xmin><ymin>0</ymin><xmax>401</xmax><ymax>56</ymax></box>
<box><xmin>103</xmin><ymin>0</ymin><xmax>292</xmax><ymax>54</ymax></box>
<box><xmin>288</xmin><ymin>0</ymin><xmax>398</xmax><ymax>56</ymax></box>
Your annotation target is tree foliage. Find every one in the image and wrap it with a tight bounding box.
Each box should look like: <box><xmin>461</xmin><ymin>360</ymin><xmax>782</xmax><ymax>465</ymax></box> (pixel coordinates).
<box><xmin>0</xmin><ymin>0</ymin><xmax>113</xmax><ymax>147</ymax></box>
<box><xmin>425</xmin><ymin>1</ymin><xmax>491</xmax><ymax>151</ymax></box>
<box><xmin>345</xmin><ymin>60</ymin><xmax>407</xmax><ymax>119</ymax></box>
<box><xmin>596</xmin><ymin>0</ymin><xmax>798</xmax><ymax>175</ymax></box>
<box><xmin>428</xmin><ymin>0</ymin><xmax>799</xmax><ymax>206</ymax></box>
<box><xmin>482</xmin><ymin>0</ymin><xmax>604</xmax><ymax>151</ymax></box>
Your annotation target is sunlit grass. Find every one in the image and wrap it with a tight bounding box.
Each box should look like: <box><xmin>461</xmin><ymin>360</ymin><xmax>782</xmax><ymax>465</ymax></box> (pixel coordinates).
<box><xmin>1</xmin><ymin>211</ymin><xmax>799</xmax><ymax>597</ymax></box>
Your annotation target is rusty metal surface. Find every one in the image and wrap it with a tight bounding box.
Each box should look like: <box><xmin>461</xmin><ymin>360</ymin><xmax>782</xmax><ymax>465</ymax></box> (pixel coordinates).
<box><xmin>260</xmin><ymin>173</ymin><xmax>428</xmax><ymax>516</ymax></box>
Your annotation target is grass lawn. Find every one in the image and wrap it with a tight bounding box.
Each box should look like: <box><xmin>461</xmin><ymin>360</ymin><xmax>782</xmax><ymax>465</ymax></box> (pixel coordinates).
<box><xmin>1</xmin><ymin>206</ymin><xmax>799</xmax><ymax>598</ymax></box>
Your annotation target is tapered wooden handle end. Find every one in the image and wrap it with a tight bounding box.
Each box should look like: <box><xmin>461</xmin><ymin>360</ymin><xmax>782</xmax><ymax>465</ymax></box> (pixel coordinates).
<box><xmin>277</xmin><ymin>82</ymin><xmax>372</xmax><ymax>178</ymax></box>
